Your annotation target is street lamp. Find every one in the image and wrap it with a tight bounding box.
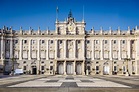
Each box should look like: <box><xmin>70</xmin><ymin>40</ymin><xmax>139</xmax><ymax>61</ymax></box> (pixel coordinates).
<box><xmin>124</xmin><ymin>55</ymin><xmax>131</xmax><ymax>76</ymax></box>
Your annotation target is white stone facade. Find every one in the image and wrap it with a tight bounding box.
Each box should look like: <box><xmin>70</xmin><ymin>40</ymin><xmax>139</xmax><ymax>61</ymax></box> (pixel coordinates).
<box><xmin>0</xmin><ymin>12</ymin><xmax>139</xmax><ymax>75</ymax></box>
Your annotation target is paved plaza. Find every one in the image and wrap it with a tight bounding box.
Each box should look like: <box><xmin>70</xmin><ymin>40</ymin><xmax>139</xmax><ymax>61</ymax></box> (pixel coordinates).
<box><xmin>6</xmin><ymin>75</ymin><xmax>130</xmax><ymax>88</ymax></box>
<box><xmin>0</xmin><ymin>75</ymin><xmax>139</xmax><ymax>92</ymax></box>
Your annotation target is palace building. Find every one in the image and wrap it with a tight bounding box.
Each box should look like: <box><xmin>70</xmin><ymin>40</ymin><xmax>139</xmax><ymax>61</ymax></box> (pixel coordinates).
<box><xmin>0</xmin><ymin>11</ymin><xmax>139</xmax><ymax>75</ymax></box>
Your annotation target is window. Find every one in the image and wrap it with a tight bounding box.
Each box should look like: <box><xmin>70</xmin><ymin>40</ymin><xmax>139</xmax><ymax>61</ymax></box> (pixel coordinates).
<box><xmin>123</xmin><ymin>66</ymin><xmax>126</xmax><ymax>72</ymax></box>
<box><xmin>23</xmin><ymin>66</ymin><xmax>26</xmax><ymax>70</ymax></box>
<box><xmin>86</xmin><ymin>40</ymin><xmax>90</xmax><ymax>44</ymax></box>
<box><xmin>32</xmin><ymin>40</ymin><xmax>35</xmax><ymax>44</ymax></box>
<box><xmin>78</xmin><ymin>40</ymin><xmax>81</xmax><ymax>44</ymax></box>
<box><xmin>50</xmin><ymin>66</ymin><xmax>53</xmax><ymax>70</ymax></box>
<box><xmin>41</xmin><ymin>66</ymin><xmax>44</xmax><ymax>70</ymax></box>
<box><xmin>96</xmin><ymin>61</ymin><xmax>99</xmax><ymax>64</ymax></box>
<box><xmin>131</xmin><ymin>40</ymin><xmax>134</xmax><ymax>44</ymax></box>
<box><xmin>114</xmin><ymin>61</ymin><xmax>117</xmax><ymax>64</ymax></box>
<box><xmin>50</xmin><ymin>40</ymin><xmax>53</xmax><ymax>44</ymax></box>
<box><xmin>24</xmin><ymin>40</ymin><xmax>27</xmax><ymax>44</ymax></box>
<box><xmin>23</xmin><ymin>61</ymin><xmax>26</xmax><ymax>64</ymax></box>
<box><xmin>113</xmin><ymin>40</ymin><xmax>116</xmax><ymax>44</ymax></box>
<box><xmin>6</xmin><ymin>40</ymin><xmax>9</xmax><ymax>44</ymax></box>
<box><xmin>15</xmin><ymin>40</ymin><xmax>18</xmax><ymax>44</ymax></box>
<box><xmin>96</xmin><ymin>66</ymin><xmax>99</xmax><ymax>71</ymax></box>
<box><xmin>122</xmin><ymin>40</ymin><xmax>125</xmax><ymax>44</ymax></box>
<box><xmin>114</xmin><ymin>66</ymin><xmax>117</xmax><ymax>71</ymax></box>
<box><xmin>50</xmin><ymin>61</ymin><xmax>53</xmax><ymax>64</ymax></box>
<box><xmin>96</xmin><ymin>40</ymin><xmax>99</xmax><ymax>44</ymax></box>
<box><xmin>59</xmin><ymin>40</ymin><xmax>62</xmax><ymax>44</ymax></box>
<box><xmin>41</xmin><ymin>61</ymin><xmax>44</xmax><ymax>63</ymax></box>
<box><xmin>42</xmin><ymin>40</ymin><xmax>45</xmax><ymax>44</ymax></box>
<box><xmin>105</xmin><ymin>40</ymin><xmax>107</xmax><ymax>44</ymax></box>
<box><xmin>87</xmin><ymin>66</ymin><xmax>90</xmax><ymax>70</ymax></box>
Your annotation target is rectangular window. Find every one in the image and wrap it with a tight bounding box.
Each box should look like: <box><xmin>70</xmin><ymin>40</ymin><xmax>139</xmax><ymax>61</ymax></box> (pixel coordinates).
<box><xmin>114</xmin><ymin>40</ymin><xmax>116</xmax><ymax>44</ymax></box>
<box><xmin>6</xmin><ymin>40</ymin><xmax>9</xmax><ymax>44</ymax></box>
<box><xmin>23</xmin><ymin>66</ymin><xmax>26</xmax><ymax>70</ymax></box>
<box><xmin>122</xmin><ymin>40</ymin><xmax>125</xmax><ymax>44</ymax></box>
<box><xmin>24</xmin><ymin>40</ymin><xmax>27</xmax><ymax>44</ymax></box>
<box><xmin>123</xmin><ymin>66</ymin><xmax>126</xmax><ymax>72</ymax></box>
<box><xmin>32</xmin><ymin>40</ymin><xmax>35</xmax><ymax>44</ymax></box>
<box><xmin>78</xmin><ymin>40</ymin><xmax>81</xmax><ymax>44</ymax></box>
<box><xmin>59</xmin><ymin>40</ymin><xmax>62</xmax><ymax>44</ymax></box>
<box><xmin>42</xmin><ymin>40</ymin><xmax>45</xmax><ymax>44</ymax></box>
<box><xmin>41</xmin><ymin>66</ymin><xmax>44</xmax><ymax>70</ymax></box>
<box><xmin>96</xmin><ymin>40</ymin><xmax>98</xmax><ymax>44</ymax></box>
<box><xmin>50</xmin><ymin>40</ymin><xmax>53</xmax><ymax>44</ymax></box>
<box><xmin>50</xmin><ymin>66</ymin><xmax>53</xmax><ymax>70</ymax></box>
<box><xmin>15</xmin><ymin>40</ymin><xmax>18</xmax><ymax>44</ymax></box>
<box><xmin>96</xmin><ymin>66</ymin><xmax>99</xmax><ymax>71</ymax></box>
<box><xmin>87</xmin><ymin>66</ymin><xmax>90</xmax><ymax>70</ymax></box>
<box><xmin>86</xmin><ymin>40</ymin><xmax>90</xmax><ymax>44</ymax></box>
<box><xmin>105</xmin><ymin>40</ymin><xmax>107</xmax><ymax>44</ymax></box>
<box><xmin>114</xmin><ymin>66</ymin><xmax>117</xmax><ymax>71</ymax></box>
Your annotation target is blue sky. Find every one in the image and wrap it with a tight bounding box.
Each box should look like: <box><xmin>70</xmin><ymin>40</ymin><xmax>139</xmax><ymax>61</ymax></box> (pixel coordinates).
<box><xmin>0</xmin><ymin>0</ymin><xmax>139</xmax><ymax>31</ymax></box>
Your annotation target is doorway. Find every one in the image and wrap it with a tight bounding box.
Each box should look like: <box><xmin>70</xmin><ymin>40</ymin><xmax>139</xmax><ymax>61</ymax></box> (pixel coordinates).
<box><xmin>58</xmin><ymin>62</ymin><xmax>64</xmax><ymax>74</ymax></box>
<box><xmin>66</xmin><ymin>62</ymin><xmax>73</xmax><ymax>75</ymax></box>
<box><xmin>76</xmin><ymin>62</ymin><xmax>82</xmax><ymax>75</ymax></box>
<box><xmin>103</xmin><ymin>62</ymin><xmax>109</xmax><ymax>75</ymax></box>
<box><xmin>32</xmin><ymin>66</ymin><xmax>37</xmax><ymax>75</ymax></box>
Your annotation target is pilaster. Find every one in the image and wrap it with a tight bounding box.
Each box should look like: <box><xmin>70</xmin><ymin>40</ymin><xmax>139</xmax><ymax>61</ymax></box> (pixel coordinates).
<box><xmin>46</xmin><ymin>39</ymin><xmax>49</xmax><ymax>60</ymax></box>
<box><xmin>63</xmin><ymin>40</ymin><xmax>66</xmax><ymax>59</ymax></box>
<box><xmin>10</xmin><ymin>38</ymin><xmax>13</xmax><ymax>58</ymax></box>
<box><xmin>109</xmin><ymin>40</ymin><xmax>112</xmax><ymax>60</ymax></box>
<box><xmin>19</xmin><ymin>39</ymin><xmax>22</xmax><ymax>60</ymax></box>
<box><xmin>55</xmin><ymin>39</ymin><xmax>57</xmax><ymax>59</ymax></box>
<box><xmin>100</xmin><ymin>40</ymin><xmax>103</xmax><ymax>60</ymax></box>
<box><xmin>37</xmin><ymin>39</ymin><xmax>40</xmax><ymax>60</ymax></box>
<box><xmin>92</xmin><ymin>40</ymin><xmax>94</xmax><ymax>60</ymax></box>
<box><xmin>118</xmin><ymin>40</ymin><xmax>121</xmax><ymax>60</ymax></box>
<box><xmin>28</xmin><ymin>39</ymin><xmax>31</xmax><ymax>60</ymax></box>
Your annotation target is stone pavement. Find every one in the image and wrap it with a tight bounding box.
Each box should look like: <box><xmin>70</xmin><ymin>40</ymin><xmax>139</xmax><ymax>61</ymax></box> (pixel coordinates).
<box><xmin>8</xmin><ymin>75</ymin><xmax>130</xmax><ymax>88</ymax></box>
<box><xmin>1</xmin><ymin>75</ymin><xmax>139</xmax><ymax>92</ymax></box>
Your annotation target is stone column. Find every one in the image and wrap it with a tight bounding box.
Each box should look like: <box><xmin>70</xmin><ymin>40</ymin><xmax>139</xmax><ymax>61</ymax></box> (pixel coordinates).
<box><xmin>1</xmin><ymin>36</ymin><xmax>4</xmax><ymax>59</ymax></box>
<box><xmin>46</xmin><ymin>39</ymin><xmax>49</xmax><ymax>60</ymax></box>
<box><xmin>82</xmin><ymin>40</ymin><xmax>85</xmax><ymax>59</ymax></box>
<box><xmin>118</xmin><ymin>40</ymin><xmax>121</xmax><ymax>60</ymax></box>
<box><xmin>64</xmin><ymin>61</ymin><xmax>66</xmax><ymax>75</ymax></box>
<box><xmin>109</xmin><ymin>40</ymin><xmax>112</xmax><ymax>60</ymax></box>
<box><xmin>37</xmin><ymin>39</ymin><xmax>40</xmax><ymax>60</ymax></box>
<box><xmin>10</xmin><ymin>38</ymin><xmax>13</xmax><ymax>58</ymax></box>
<box><xmin>73</xmin><ymin>61</ymin><xmax>76</xmax><ymax>75</ymax></box>
<box><xmin>19</xmin><ymin>39</ymin><xmax>22</xmax><ymax>60</ymax></box>
<box><xmin>73</xmin><ymin>40</ymin><xmax>76</xmax><ymax>58</ymax></box>
<box><xmin>82</xmin><ymin>61</ymin><xmax>85</xmax><ymax>75</ymax></box>
<box><xmin>92</xmin><ymin>40</ymin><xmax>94</xmax><ymax>60</ymax></box>
<box><xmin>55</xmin><ymin>40</ymin><xmax>57</xmax><ymax>59</ymax></box>
<box><xmin>28</xmin><ymin>39</ymin><xmax>31</xmax><ymax>60</ymax></box>
<box><xmin>54</xmin><ymin>60</ymin><xmax>57</xmax><ymax>74</ymax></box>
<box><xmin>63</xmin><ymin>40</ymin><xmax>66</xmax><ymax>59</ymax></box>
<box><xmin>100</xmin><ymin>40</ymin><xmax>103</xmax><ymax>60</ymax></box>
<box><xmin>127</xmin><ymin>40</ymin><xmax>131</xmax><ymax>58</ymax></box>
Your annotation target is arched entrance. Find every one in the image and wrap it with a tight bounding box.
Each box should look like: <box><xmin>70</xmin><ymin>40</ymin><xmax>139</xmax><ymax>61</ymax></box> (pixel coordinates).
<box><xmin>32</xmin><ymin>66</ymin><xmax>37</xmax><ymax>75</ymax></box>
<box><xmin>66</xmin><ymin>62</ymin><xmax>73</xmax><ymax>75</ymax></box>
<box><xmin>57</xmin><ymin>62</ymin><xmax>64</xmax><ymax>74</ymax></box>
<box><xmin>76</xmin><ymin>62</ymin><xmax>82</xmax><ymax>75</ymax></box>
<box><xmin>103</xmin><ymin>62</ymin><xmax>109</xmax><ymax>75</ymax></box>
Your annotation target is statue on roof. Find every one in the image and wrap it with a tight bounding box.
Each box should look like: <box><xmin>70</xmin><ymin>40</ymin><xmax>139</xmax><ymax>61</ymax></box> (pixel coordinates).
<box><xmin>68</xmin><ymin>9</ymin><xmax>73</xmax><ymax>19</ymax></box>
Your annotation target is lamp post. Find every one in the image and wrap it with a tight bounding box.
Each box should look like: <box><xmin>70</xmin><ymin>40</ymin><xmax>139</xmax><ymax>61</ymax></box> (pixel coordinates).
<box><xmin>124</xmin><ymin>55</ymin><xmax>130</xmax><ymax>76</ymax></box>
